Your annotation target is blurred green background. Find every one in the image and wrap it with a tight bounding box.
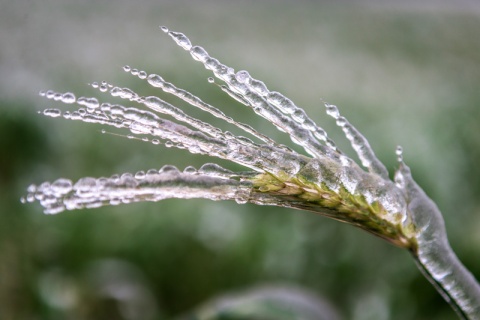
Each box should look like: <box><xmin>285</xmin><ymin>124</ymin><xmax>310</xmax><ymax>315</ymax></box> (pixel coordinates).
<box><xmin>1</xmin><ymin>1</ymin><xmax>480</xmax><ymax>319</ymax></box>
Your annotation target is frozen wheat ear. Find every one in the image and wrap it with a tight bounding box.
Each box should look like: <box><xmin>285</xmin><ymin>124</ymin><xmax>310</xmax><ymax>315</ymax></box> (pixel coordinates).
<box><xmin>23</xmin><ymin>26</ymin><xmax>480</xmax><ymax>319</ymax></box>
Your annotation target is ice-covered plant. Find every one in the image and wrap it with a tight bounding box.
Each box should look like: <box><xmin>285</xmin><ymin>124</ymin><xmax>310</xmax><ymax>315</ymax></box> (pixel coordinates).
<box><xmin>23</xmin><ymin>27</ymin><xmax>480</xmax><ymax>319</ymax></box>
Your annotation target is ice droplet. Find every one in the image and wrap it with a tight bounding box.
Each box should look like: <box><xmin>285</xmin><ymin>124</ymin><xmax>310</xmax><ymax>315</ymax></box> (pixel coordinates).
<box><xmin>43</xmin><ymin>108</ymin><xmax>62</xmax><ymax>118</ymax></box>
<box><xmin>123</xmin><ymin>65</ymin><xmax>131</xmax><ymax>72</ymax></box>
<box><xmin>74</xmin><ymin>177</ymin><xmax>97</xmax><ymax>192</ymax></box>
<box><xmin>134</xmin><ymin>170</ymin><xmax>146</xmax><ymax>179</ymax></box>
<box><xmin>277</xmin><ymin>97</ymin><xmax>296</xmax><ymax>115</ymax></box>
<box><xmin>199</xmin><ymin>163</ymin><xmax>234</xmax><ymax>178</ymax></box>
<box><xmin>234</xmin><ymin>197</ymin><xmax>248</xmax><ymax>205</ymax></box>
<box><xmin>46</xmin><ymin>90</ymin><xmax>55</xmax><ymax>99</ymax></box>
<box><xmin>207</xmin><ymin>77</ymin><xmax>215</xmax><ymax>83</ymax></box>
<box><xmin>61</xmin><ymin>92</ymin><xmax>76</xmax><ymax>104</ymax></box>
<box><xmin>168</xmin><ymin>31</ymin><xmax>192</xmax><ymax>50</ymax></box>
<box><xmin>336</xmin><ymin>116</ymin><xmax>347</xmax><ymax>127</ymax></box>
<box><xmin>99</xmin><ymin>84</ymin><xmax>108</xmax><ymax>92</ymax></box>
<box><xmin>160</xmin><ymin>26</ymin><xmax>169</xmax><ymax>33</ymax></box>
<box><xmin>145</xmin><ymin>169</ymin><xmax>158</xmax><ymax>178</ymax></box>
<box><xmin>183</xmin><ymin>166</ymin><xmax>197</xmax><ymax>174</ymax></box>
<box><xmin>396</xmin><ymin>145</ymin><xmax>403</xmax><ymax>162</ymax></box>
<box><xmin>292</xmin><ymin>109</ymin><xmax>306</xmax><ymax>123</ymax></box>
<box><xmin>235</xmin><ymin>70</ymin><xmax>250</xmax><ymax>84</ymax></box>
<box><xmin>77</xmin><ymin>97</ymin><xmax>100</xmax><ymax>109</ymax></box>
<box><xmin>51</xmin><ymin>178</ymin><xmax>73</xmax><ymax>195</ymax></box>
<box><xmin>190</xmin><ymin>46</ymin><xmax>209</xmax><ymax>63</ymax></box>
<box><xmin>147</xmin><ymin>74</ymin><xmax>165</xmax><ymax>88</ymax></box>
<box><xmin>159</xmin><ymin>165</ymin><xmax>180</xmax><ymax>174</ymax></box>
<box><xmin>325</xmin><ymin>104</ymin><xmax>340</xmax><ymax>119</ymax></box>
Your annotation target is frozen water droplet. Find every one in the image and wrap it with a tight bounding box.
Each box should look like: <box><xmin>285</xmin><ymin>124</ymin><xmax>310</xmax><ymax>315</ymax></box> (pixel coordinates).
<box><xmin>51</xmin><ymin>178</ymin><xmax>73</xmax><ymax>195</ymax></box>
<box><xmin>248</xmin><ymin>78</ymin><xmax>268</xmax><ymax>96</ymax></box>
<box><xmin>61</xmin><ymin>92</ymin><xmax>76</xmax><ymax>104</ymax></box>
<box><xmin>46</xmin><ymin>90</ymin><xmax>55</xmax><ymax>99</ymax></box>
<box><xmin>26</xmin><ymin>194</ymin><xmax>35</xmax><ymax>202</ymax></box>
<box><xmin>147</xmin><ymin>74</ymin><xmax>165</xmax><ymax>88</ymax></box>
<box><xmin>77</xmin><ymin>97</ymin><xmax>100</xmax><ymax>109</ymax></box>
<box><xmin>168</xmin><ymin>31</ymin><xmax>192</xmax><ymax>50</ymax></box>
<box><xmin>292</xmin><ymin>109</ymin><xmax>306</xmax><ymax>123</ymax></box>
<box><xmin>336</xmin><ymin>116</ymin><xmax>347</xmax><ymax>127</ymax></box>
<box><xmin>224</xmin><ymin>131</ymin><xmax>235</xmax><ymax>140</ymax></box>
<box><xmin>138</xmin><ymin>71</ymin><xmax>147</xmax><ymax>79</ymax></box>
<box><xmin>110</xmin><ymin>87</ymin><xmax>139</xmax><ymax>101</ymax></box>
<box><xmin>100</xmin><ymin>103</ymin><xmax>111</xmax><ymax>111</ymax></box>
<box><xmin>207</xmin><ymin>77</ymin><xmax>215</xmax><ymax>83</ymax></box>
<box><xmin>183</xmin><ymin>166</ymin><xmax>197</xmax><ymax>174</ymax></box>
<box><xmin>313</xmin><ymin>128</ymin><xmax>327</xmax><ymax>140</ymax></box>
<box><xmin>39</xmin><ymin>90</ymin><xmax>46</xmax><ymax>97</ymax></box>
<box><xmin>45</xmin><ymin>205</ymin><xmax>65</xmax><ymax>215</ymax></box>
<box><xmin>159</xmin><ymin>165</ymin><xmax>180</xmax><ymax>174</ymax></box>
<box><xmin>267</xmin><ymin>91</ymin><xmax>284</xmax><ymax>105</ymax></box>
<box><xmin>101</xmin><ymin>129</ymin><xmax>106</xmax><ymax>134</ymax></box>
<box><xmin>146</xmin><ymin>168</ymin><xmax>158</xmax><ymax>178</ymax></box>
<box><xmin>43</xmin><ymin>108</ymin><xmax>62</xmax><ymax>118</ymax></box>
<box><xmin>277</xmin><ymin>97</ymin><xmax>296</xmax><ymax>114</ymax></box>
<box><xmin>325</xmin><ymin>104</ymin><xmax>340</xmax><ymax>119</ymax></box>
<box><xmin>198</xmin><ymin>163</ymin><xmax>234</xmax><ymax>177</ymax></box>
<box><xmin>131</xmin><ymin>68</ymin><xmax>139</xmax><ymax>76</ymax></box>
<box><xmin>235</xmin><ymin>70</ymin><xmax>250</xmax><ymax>84</ymax></box>
<box><xmin>234</xmin><ymin>197</ymin><xmax>248</xmax><ymax>205</ymax></box>
<box><xmin>91</xmin><ymin>82</ymin><xmax>99</xmax><ymax>88</ymax></box>
<box><xmin>160</xmin><ymin>26</ymin><xmax>169</xmax><ymax>33</ymax></box>
<box><xmin>123</xmin><ymin>65</ymin><xmax>131</xmax><ymax>72</ymax></box>
<box><xmin>396</xmin><ymin>145</ymin><xmax>403</xmax><ymax>162</ymax></box>
<box><xmin>134</xmin><ymin>170</ymin><xmax>146</xmax><ymax>179</ymax></box>
<box><xmin>164</xmin><ymin>141</ymin><xmax>173</xmax><ymax>148</ymax></box>
<box><xmin>74</xmin><ymin>177</ymin><xmax>97</xmax><ymax>192</ymax></box>
<box><xmin>152</xmin><ymin>139</ymin><xmax>160</xmax><ymax>145</ymax></box>
<box><xmin>190</xmin><ymin>46</ymin><xmax>209</xmax><ymax>63</ymax></box>
<box><xmin>30</xmin><ymin>182</ymin><xmax>40</xmax><ymax>193</ymax></box>
<box><xmin>120</xmin><ymin>173</ymin><xmax>138</xmax><ymax>187</ymax></box>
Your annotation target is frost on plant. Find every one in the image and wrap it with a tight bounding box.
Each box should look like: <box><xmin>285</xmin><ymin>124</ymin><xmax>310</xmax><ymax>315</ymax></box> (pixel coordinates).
<box><xmin>23</xmin><ymin>27</ymin><xmax>480</xmax><ymax>319</ymax></box>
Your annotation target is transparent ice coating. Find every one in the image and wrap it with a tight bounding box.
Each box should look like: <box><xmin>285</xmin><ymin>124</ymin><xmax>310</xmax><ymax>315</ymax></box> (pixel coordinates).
<box><xmin>26</xmin><ymin>26</ymin><xmax>480</xmax><ymax>318</ymax></box>
<box><xmin>23</xmin><ymin>165</ymin><xmax>254</xmax><ymax>214</ymax></box>
<box><xmin>164</xmin><ymin>28</ymin><xmax>339</xmax><ymax>159</ymax></box>
<box><xmin>395</xmin><ymin>161</ymin><xmax>480</xmax><ymax>318</ymax></box>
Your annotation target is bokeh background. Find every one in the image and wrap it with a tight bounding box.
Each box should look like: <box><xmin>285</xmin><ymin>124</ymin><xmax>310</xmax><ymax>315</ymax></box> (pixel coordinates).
<box><xmin>1</xmin><ymin>0</ymin><xmax>480</xmax><ymax>319</ymax></box>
